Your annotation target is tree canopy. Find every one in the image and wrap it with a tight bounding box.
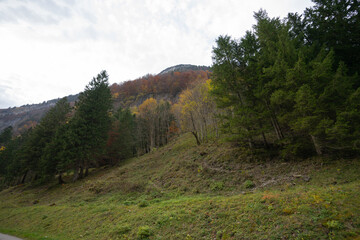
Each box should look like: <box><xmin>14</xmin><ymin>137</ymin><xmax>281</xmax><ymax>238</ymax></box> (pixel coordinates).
<box><xmin>211</xmin><ymin>4</ymin><xmax>360</xmax><ymax>157</ymax></box>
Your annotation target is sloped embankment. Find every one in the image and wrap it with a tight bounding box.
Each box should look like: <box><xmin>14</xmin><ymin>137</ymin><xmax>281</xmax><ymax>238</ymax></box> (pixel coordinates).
<box><xmin>0</xmin><ymin>133</ymin><xmax>359</xmax><ymax>239</ymax></box>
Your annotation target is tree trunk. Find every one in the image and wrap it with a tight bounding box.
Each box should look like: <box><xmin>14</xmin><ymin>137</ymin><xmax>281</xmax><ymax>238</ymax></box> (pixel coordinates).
<box><xmin>191</xmin><ymin>131</ymin><xmax>201</xmax><ymax>145</ymax></box>
<box><xmin>258</xmin><ymin>120</ymin><xmax>269</xmax><ymax>148</ymax></box>
<box><xmin>79</xmin><ymin>166</ymin><xmax>84</xmax><ymax>179</ymax></box>
<box><xmin>261</xmin><ymin>131</ymin><xmax>269</xmax><ymax>148</ymax></box>
<box><xmin>149</xmin><ymin>120</ymin><xmax>155</xmax><ymax>150</ymax></box>
<box><xmin>274</xmin><ymin>115</ymin><xmax>284</xmax><ymax>139</ymax></box>
<box><xmin>21</xmin><ymin>170</ymin><xmax>28</xmax><ymax>184</ymax></box>
<box><xmin>201</xmin><ymin>115</ymin><xmax>208</xmax><ymax>142</ymax></box>
<box><xmin>270</xmin><ymin>116</ymin><xmax>281</xmax><ymax>140</ymax></box>
<box><xmin>310</xmin><ymin>135</ymin><xmax>322</xmax><ymax>155</ymax></box>
<box><xmin>58</xmin><ymin>173</ymin><xmax>65</xmax><ymax>184</ymax></box>
<box><xmin>265</xmin><ymin>100</ymin><xmax>284</xmax><ymax>140</ymax></box>
<box><xmin>248</xmin><ymin>138</ymin><xmax>253</xmax><ymax>149</ymax></box>
<box><xmin>33</xmin><ymin>173</ymin><xmax>38</xmax><ymax>182</ymax></box>
<box><xmin>190</xmin><ymin>112</ymin><xmax>201</xmax><ymax>145</ymax></box>
<box><xmin>73</xmin><ymin>166</ymin><xmax>79</xmax><ymax>182</ymax></box>
<box><xmin>84</xmin><ymin>166</ymin><xmax>89</xmax><ymax>177</ymax></box>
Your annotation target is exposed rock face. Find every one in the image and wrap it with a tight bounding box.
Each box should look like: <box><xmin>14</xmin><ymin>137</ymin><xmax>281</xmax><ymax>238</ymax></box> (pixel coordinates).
<box><xmin>159</xmin><ymin>64</ymin><xmax>210</xmax><ymax>75</ymax></box>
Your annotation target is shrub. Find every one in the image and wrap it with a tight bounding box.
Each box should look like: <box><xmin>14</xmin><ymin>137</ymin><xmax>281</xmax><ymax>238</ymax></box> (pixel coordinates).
<box><xmin>326</xmin><ymin>220</ymin><xmax>342</xmax><ymax>230</ymax></box>
<box><xmin>116</xmin><ymin>224</ymin><xmax>131</xmax><ymax>234</ymax></box>
<box><xmin>243</xmin><ymin>180</ymin><xmax>255</xmax><ymax>189</ymax></box>
<box><xmin>210</xmin><ymin>181</ymin><xmax>224</xmax><ymax>191</ymax></box>
<box><xmin>138</xmin><ymin>200</ymin><xmax>149</xmax><ymax>208</ymax></box>
<box><xmin>137</xmin><ymin>225</ymin><xmax>153</xmax><ymax>239</ymax></box>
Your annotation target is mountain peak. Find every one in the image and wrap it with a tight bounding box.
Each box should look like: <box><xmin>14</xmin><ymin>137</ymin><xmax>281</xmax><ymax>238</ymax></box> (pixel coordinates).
<box><xmin>159</xmin><ymin>64</ymin><xmax>210</xmax><ymax>75</ymax></box>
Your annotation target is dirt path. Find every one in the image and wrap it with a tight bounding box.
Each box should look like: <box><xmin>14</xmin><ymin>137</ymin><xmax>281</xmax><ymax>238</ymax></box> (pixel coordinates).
<box><xmin>0</xmin><ymin>233</ymin><xmax>23</xmax><ymax>240</ymax></box>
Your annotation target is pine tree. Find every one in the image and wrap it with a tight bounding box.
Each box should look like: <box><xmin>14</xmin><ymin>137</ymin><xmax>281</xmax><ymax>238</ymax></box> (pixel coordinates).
<box><xmin>39</xmin><ymin>98</ymin><xmax>72</xmax><ymax>182</ymax></box>
<box><xmin>304</xmin><ymin>0</ymin><xmax>360</xmax><ymax>74</ymax></box>
<box><xmin>70</xmin><ymin>70</ymin><xmax>112</xmax><ymax>181</ymax></box>
<box><xmin>0</xmin><ymin>126</ymin><xmax>13</xmax><ymax>146</ymax></box>
<box><xmin>20</xmin><ymin>97</ymin><xmax>71</xmax><ymax>182</ymax></box>
<box><xmin>0</xmin><ymin>129</ymin><xmax>31</xmax><ymax>184</ymax></box>
<box><xmin>211</xmin><ymin>8</ymin><xmax>358</xmax><ymax>158</ymax></box>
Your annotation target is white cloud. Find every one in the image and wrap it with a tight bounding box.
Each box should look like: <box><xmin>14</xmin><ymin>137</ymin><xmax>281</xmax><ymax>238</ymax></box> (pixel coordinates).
<box><xmin>0</xmin><ymin>0</ymin><xmax>313</xmax><ymax>108</ymax></box>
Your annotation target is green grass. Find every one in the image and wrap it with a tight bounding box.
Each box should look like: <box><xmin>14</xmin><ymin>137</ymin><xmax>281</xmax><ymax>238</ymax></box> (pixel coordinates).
<box><xmin>0</xmin><ymin>133</ymin><xmax>360</xmax><ymax>239</ymax></box>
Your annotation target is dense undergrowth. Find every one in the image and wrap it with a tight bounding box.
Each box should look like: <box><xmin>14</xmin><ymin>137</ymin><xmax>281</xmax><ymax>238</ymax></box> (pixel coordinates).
<box><xmin>0</xmin><ymin>133</ymin><xmax>359</xmax><ymax>239</ymax></box>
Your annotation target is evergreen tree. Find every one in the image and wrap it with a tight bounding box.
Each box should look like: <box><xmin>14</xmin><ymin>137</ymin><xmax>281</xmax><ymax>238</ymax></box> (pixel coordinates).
<box><xmin>211</xmin><ymin>8</ymin><xmax>359</xmax><ymax>158</ymax></box>
<box><xmin>304</xmin><ymin>0</ymin><xmax>360</xmax><ymax>75</ymax></box>
<box><xmin>20</xmin><ymin>97</ymin><xmax>71</xmax><ymax>181</ymax></box>
<box><xmin>0</xmin><ymin>129</ymin><xmax>31</xmax><ymax>184</ymax></box>
<box><xmin>39</xmin><ymin>98</ymin><xmax>72</xmax><ymax>182</ymax></box>
<box><xmin>41</xmin><ymin>123</ymin><xmax>73</xmax><ymax>184</ymax></box>
<box><xmin>69</xmin><ymin>70</ymin><xmax>112</xmax><ymax>181</ymax></box>
<box><xmin>0</xmin><ymin>126</ymin><xmax>13</xmax><ymax>146</ymax></box>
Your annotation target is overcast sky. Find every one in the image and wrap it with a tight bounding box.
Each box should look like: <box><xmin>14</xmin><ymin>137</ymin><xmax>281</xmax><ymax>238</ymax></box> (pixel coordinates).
<box><xmin>0</xmin><ymin>0</ymin><xmax>313</xmax><ymax>108</ymax></box>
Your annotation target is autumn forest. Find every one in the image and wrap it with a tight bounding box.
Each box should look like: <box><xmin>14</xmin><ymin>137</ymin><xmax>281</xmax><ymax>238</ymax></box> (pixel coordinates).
<box><xmin>1</xmin><ymin>0</ymin><xmax>359</xmax><ymax>187</ymax></box>
<box><xmin>0</xmin><ymin>1</ymin><xmax>360</xmax><ymax>239</ymax></box>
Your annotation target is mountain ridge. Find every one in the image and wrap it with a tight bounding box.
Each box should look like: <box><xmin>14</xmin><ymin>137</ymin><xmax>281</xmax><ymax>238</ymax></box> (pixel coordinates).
<box><xmin>159</xmin><ymin>64</ymin><xmax>210</xmax><ymax>75</ymax></box>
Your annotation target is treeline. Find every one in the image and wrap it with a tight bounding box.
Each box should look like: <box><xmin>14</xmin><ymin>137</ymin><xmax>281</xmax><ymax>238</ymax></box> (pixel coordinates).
<box><xmin>0</xmin><ymin>0</ymin><xmax>359</xmax><ymax>186</ymax></box>
<box><xmin>107</xmin><ymin>98</ymin><xmax>178</xmax><ymax>161</ymax></box>
<box><xmin>0</xmin><ymin>71</ymin><xmax>180</xmax><ymax>186</ymax></box>
<box><xmin>0</xmin><ymin>71</ymin><xmax>112</xmax><ymax>185</ymax></box>
<box><xmin>211</xmin><ymin>0</ymin><xmax>360</xmax><ymax>157</ymax></box>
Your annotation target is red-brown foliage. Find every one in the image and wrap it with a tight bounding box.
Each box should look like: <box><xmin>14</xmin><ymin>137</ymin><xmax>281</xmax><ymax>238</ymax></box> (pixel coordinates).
<box><xmin>110</xmin><ymin>70</ymin><xmax>210</xmax><ymax>100</ymax></box>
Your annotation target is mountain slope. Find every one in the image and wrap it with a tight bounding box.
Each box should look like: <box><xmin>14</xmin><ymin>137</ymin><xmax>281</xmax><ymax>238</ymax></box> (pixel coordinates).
<box><xmin>0</xmin><ymin>133</ymin><xmax>359</xmax><ymax>239</ymax></box>
<box><xmin>0</xmin><ymin>64</ymin><xmax>210</xmax><ymax>135</ymax></box>
<box><xmin>0</xmin><ymin>94</ymin><xmax>78</xmax><ymax>135</ymax></box>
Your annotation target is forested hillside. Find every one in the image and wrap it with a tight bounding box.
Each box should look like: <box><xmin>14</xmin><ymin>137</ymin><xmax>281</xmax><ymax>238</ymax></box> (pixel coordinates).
<box><xmin>0</xmin><ymin>1</ymin><xmax>360</xmax><ymax>239</ymax></box>
<box><xmin>110</xmin><ymin>67</ymin><xmax>210</xmax><ymax>109</ymax></box>
<box><xmin>0</xmin><ymin>65</ymin><xmax>209</xmax><ymax>136</ymax></box>
<box><xmin>0</xmin><ymin>94</ymin><xmax>78</xmax><ymax>135</ymax></box>
<box><xmin>0</xmin><ymin>66</ymin><xmax>211</xmax><ymax>186</ymax></box>
<box><xmin>0</xmin><ymin>0</ymin><xmax>358</xmax><ymax>191</ymax></box>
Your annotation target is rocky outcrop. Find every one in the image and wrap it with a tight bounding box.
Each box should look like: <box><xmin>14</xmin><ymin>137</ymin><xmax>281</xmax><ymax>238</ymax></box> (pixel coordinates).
<box><xmin>159</xmin><ymin>64</ymin><xmax>210</xmax><ymax>75</ymax></box>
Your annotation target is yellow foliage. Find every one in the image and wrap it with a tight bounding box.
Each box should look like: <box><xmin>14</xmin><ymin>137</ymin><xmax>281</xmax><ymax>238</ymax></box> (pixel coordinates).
<box><xmin>139</xmin><ymin>98</ymin><xmax>157</xmax><ymax>116</ymax></box>
<box><xmin>112</xmin><ymin>92</ymin><xmax>120</xmax><ymax>99</ymax></box>
<box><xmin>206</xmin><ymin>78</ymin><xmax>212</xmax><ymax>87</ymax></box>
<box><xmin>130</xmin><ymin>106</ymin><xmax>139</xmax><ymax>115</ymax></box>
<box><xmin>0</xmin><ymin>146</ymin><xmax>5</xmax><ymax>151</ymax></box>
<box><xmin>175</xmin><ymin>79</ymin><xmax>218</xmax><ymax>140</ymax></box>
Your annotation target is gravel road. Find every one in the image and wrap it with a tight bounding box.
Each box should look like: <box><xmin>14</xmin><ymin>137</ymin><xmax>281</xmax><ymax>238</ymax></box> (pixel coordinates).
<box><xmin>0</xmin><ymin>233</ymin><xmax>23</xmax><ymax>240</ymax></box>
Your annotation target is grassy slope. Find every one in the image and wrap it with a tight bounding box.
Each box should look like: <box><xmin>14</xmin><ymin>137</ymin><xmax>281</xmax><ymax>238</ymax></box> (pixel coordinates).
<box><xmin>0</xmin><ymin>133</ymin><xmax>359</xmax><ymax>239</ymax></box>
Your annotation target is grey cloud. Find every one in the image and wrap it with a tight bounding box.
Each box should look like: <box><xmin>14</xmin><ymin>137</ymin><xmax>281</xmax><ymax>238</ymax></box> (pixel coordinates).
<box><xmin>78</xmin><ymin>8</ymin><xmax>97</xmax><ymax>24</ymax></box>
<box><xmin>0</xmin><ymin>0</ymin><xmax>72</xmax><ymax>25</ymax></box>
<box><xmin>35</xmin><ymin>0</ymin><xmax>72</xmax><ymax>18</ymax></box>
<box><xmin>62</xmin><ymin>25</ymin><xmax>101</xmax><ymax>41</ymax></box>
